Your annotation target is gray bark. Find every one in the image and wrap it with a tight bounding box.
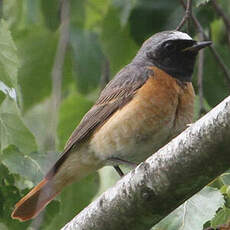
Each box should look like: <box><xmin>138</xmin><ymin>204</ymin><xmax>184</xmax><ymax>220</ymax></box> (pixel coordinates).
<box><xmin>61</xmin><ymin>95</ymin><xmax>230</xmax><ymax>230</ymax></box>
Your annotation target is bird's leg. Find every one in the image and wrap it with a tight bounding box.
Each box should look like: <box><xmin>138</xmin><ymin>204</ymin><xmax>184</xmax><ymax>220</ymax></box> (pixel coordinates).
<box><xmin>113</xmin><ymin>165</ymin><xmax>124</xmax><ymax>177</ymax></box>
<box><xmin>108</xmin><ymin>157</ymin><xmax>138</xmax><ymax>177</ymax></box>
<box><xmin>109</xmin><ymin>157</ymin><xmax>138</xmax><ymax>168</ymax></box>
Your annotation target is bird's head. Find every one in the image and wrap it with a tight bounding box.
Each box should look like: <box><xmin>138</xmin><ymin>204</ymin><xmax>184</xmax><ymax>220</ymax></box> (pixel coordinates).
<box><xmin>133</xmin><ymin>31</ymin><xmax>212</xmax><ymax>82</ymax></box>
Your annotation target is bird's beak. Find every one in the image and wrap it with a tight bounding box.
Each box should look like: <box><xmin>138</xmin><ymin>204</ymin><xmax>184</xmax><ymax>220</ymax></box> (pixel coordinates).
<box><xmin>182</xmin><ymin>41</ymin><xmax>212</xmax><ymax>52</ymax></box>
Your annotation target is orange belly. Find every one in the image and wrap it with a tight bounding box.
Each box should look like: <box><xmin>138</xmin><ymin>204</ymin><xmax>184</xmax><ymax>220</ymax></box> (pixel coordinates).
<box><xmin>89</xmin><ymin>67</ymin><xmax>195</xmax><ymax>164</ymax></box>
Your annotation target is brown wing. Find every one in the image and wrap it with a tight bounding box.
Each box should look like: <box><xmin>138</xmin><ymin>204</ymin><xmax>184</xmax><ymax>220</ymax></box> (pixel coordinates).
<box><xmin>46</xmin><ymin>64</ymin><xmax>153</xmax><ymax>178</ymax></box>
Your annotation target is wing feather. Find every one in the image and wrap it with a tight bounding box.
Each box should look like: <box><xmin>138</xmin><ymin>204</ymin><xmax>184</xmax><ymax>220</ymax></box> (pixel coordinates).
<box><xmin>46</xmin><ymin>64</ymin><xmax>153</xmax><ymax>178</ymax></box>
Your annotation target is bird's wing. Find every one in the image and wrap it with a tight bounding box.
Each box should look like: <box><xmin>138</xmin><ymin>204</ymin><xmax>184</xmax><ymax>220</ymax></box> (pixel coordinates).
<box><xmin>46</xmin><ymin>65</ymin><xmax>153</xmax><ymax>178</ymax></box>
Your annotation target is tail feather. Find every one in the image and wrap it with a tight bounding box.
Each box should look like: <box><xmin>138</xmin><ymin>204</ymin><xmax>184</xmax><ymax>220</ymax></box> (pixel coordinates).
<box><xmin>11</xmin><ymin>178</ymin><xmax>59</xmax><ymax>222</ymax></box>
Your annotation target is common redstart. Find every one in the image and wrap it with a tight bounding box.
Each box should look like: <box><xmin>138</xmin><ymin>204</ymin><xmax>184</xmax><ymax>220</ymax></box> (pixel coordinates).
<box><xmin>11</xmin><ymin>31</ymin><xmax>212</xmax><ymax>221</ymax></box>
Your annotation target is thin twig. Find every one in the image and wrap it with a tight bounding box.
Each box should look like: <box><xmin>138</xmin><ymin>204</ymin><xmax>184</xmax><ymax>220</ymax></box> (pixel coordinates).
<box><xmin>176</xmin><ymin>0</ymin><xmax>193</xmax><ymax>31</ymax></box>
<box><xmin>197</xmin><ymin>33</ymin><xmax>206</xmax><ymax>117</ymax></box>
<box><xmin>48</xmin><ymin>0</ymin><xmax>70</xmax><ymax>150</ymax></box>
<box><xmin>100</xmin><ymin>57</ymin><xmax>110</xmax><ymax>91</ymax></box>
<box><xmin>180</xmin><ymin>0</ymin><xmax>230</xmax><ymax>89</ymax></box>
<box><xmin>211</xmin><ymin>0</ymin><xmax>230</xmax><ymax>46</ymax></box>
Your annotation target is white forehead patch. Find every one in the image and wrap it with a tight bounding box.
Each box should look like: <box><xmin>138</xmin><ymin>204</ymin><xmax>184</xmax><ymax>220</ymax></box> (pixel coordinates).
<box><xmin>169</xmin><ymin>31</ymin><xmax>193</xmax><ymax>40</ymax></box>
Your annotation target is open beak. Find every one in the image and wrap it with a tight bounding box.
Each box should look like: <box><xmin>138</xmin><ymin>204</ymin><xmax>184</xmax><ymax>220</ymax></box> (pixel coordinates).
<box><xmin>182</xmin><ymin>41</ymin><xmax>212</xmax><ymax>52</ymax></box>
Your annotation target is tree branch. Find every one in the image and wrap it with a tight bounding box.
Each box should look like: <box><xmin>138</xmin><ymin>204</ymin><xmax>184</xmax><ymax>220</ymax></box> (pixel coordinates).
<box><xmin>62</xmin><ymin>96</ymin><xmax>230</xmax><ymax>230</ymax></box>
<box><xmin>176</xmin><ymin>0</ymin><xmax>193</xmax><ymax>31</ymax></box>
<box><xmin>180</xmin><ymin>0</ymin><xmax>230</xmax><ymax>89</ymax></box>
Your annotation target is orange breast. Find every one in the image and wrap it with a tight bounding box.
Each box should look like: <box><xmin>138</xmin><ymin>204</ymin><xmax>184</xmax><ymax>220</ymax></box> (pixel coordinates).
<box><xmin>89</xmin><ymin>66</ymin><xmax>195</xmax><ymax>163</ymax></box>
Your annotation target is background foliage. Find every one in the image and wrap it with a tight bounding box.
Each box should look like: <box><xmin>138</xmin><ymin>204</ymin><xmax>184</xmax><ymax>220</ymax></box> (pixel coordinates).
<box><xmin>0</xmin><ymin>0</ymin><xmax>230</xmax><ymax>229</ymax></box>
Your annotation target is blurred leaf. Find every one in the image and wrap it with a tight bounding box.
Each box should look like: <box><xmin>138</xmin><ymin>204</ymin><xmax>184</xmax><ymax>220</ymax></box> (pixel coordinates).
<box><xmin>22</xmin><ymin>100</ymin><xmax>52</xmax><ymax>151</ymax></box>
<box><xmin>221</xmin><ymin>173</ymin><xmax>230</xmax><ymax>186</ymax></box>
<box><xmin>0</xmin><ymin>91</ymin><xmax>6</xmax><ymax>105</ymax></box>
<box><xmin>101</xmin><ymin>7</ymin><xmax>138</xmax><ymax>75</ymax></box>
<box><xmin>211</xmin><ymin>19</ymin><xmax>226</xmax><ymax>44</ymax></box>
<box><xmin>85</xmin><ymin>0</ymin><xmax>109</xmax><ymax>29</ymax></box>
<box><xmin>129</xmin><ymin>0</ymin><xmax>179</xmax><ymax>44</ymax></box>
<box><xmin>0</xmin><ymin>99</ymin><xmax>37</xmax><ymax>153</ymax></box>
<box><xmin>194</xmin><ymin>95</ymin><xmax>211</xmax><ymax>120</ymax></box>
<box><xmin>44</xmin><ymin>173</ymin><xmax>100</xmax><ymax>230</ymax></box>
<box><xmin>152</xmin><ymin>187</ymin><xmax>224</xmax><ymax>230</ymax></box>
<box><xmin>16</xmin><ymin>27</ymin><xmax>57</xmax><ymax>111</ymax></box>
<box><xmin>0</xmin><ymin>163</ymin><xmax>30</xmax><ymax>229</ymax></box>
<box><xmin>196</xmin><ymin>4</ymin><xmax>216</xmax><ymax>28</ymax></box>
<box><xmin>58</xmin><ymin>91</ymin><xmax>93</xmax><ymax>150</ymax></box>
<box><xmin>2</xmin><ymin>0</ymin><xmax>23</xmax><ymax>30</ymax></box>
<box><xmin>0</xmin><ymin>20</ymin><xmax>19</xmax><ymax>88</ymax></box>
<box><xmin>0</xmin><ymin>223</ymin><xmax>7</xmax><ymax>230</ymax></box>
<box><xmin>2</xmin><ymin>146</ymin><xmax>43</xmax><ymax>184</ymax></box>
<box><xmin>97</xmin><ymin>166</ymin><xmax>120</xmax><ymax>196</ymax></box>
<box><xmin>211</xmin><ymin>208</ymin><xmax>230</xmax><ymax>228</ymax></box>
<box><xmin>41</xmin><ymin>200</ymin><xmax>61</xmax><ymax>228</ymax></box>
<box><xmin>193</xmin><ymin>48</ymin><xmax>230</xmax><ymax>107</ymax></box>
<box><xmin>26</xmin><ymin>0</ymin><xmax>43</xmax><ymax>25</ymax></box>
<box><xmin>112</xmin><ymin>0</ymin><xmax>138</xmax><ymax>26</ymax></box>
<box><xmin>70</xmin><ymin>0</ymin><xmax>85</xmax><ymax>28</ymax></box>
<box><xmin>41</xmin><ymin>0</ymin><xmax>60</xmax><ymax>31</ymax></box>
<box><xmin>196</xmin><ymin>0</ymin><xmax>211</xmax><ymax>7</ymax></box>
<box><xmin>70</xmin><ymin>28</ymin><xmax>103</xmax><ymax>94</ymax></box>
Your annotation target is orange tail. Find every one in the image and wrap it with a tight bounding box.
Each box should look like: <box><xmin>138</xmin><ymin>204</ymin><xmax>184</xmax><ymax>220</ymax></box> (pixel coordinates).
<box><xmin>11</xmin><ymin>178</ymin><xmax>59</xmax><ymax>221</ymax></box>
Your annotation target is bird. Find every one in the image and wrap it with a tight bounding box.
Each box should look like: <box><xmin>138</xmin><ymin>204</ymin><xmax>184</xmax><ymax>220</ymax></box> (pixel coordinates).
<box><xmin>11</xmin><ymin>30</ymin><xmax>212</xmax><ymax>221</ymax></box>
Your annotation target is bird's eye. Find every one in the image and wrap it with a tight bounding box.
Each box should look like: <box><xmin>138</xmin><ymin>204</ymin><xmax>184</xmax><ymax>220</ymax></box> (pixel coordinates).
<box><xmin>146</xmin><ymin>51</ymin><xmax>155</xmax><ymax>60</ymax></box>
<box><xmin>162</xmin><ymin>41</ymin><xmax>175</xmax><ymax>52</ymax></box>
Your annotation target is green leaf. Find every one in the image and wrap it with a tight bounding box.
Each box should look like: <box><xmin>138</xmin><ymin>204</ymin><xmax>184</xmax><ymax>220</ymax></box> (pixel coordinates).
<box><xmin>112</xmin><ymin>0</ymin><xmax>137</xmax><ymax>26</ymax></box>
<box><xmin>221</xmin><ymin>172</ymin><xmax>230</xmax><ymax>186</ymax></box>
<box><xmin>70</xmin><ymin>0</ymin><xmax>85</xmax><ymax>28</ymax></box>
<box><xmin>129</xmin><ymin>0</ymin><xmax>178</xmax><ymax>44</ymax></box>
<box><xmin>0</xmin><ymin>97</ymin><xmax>37</xmax><ymax>153</ymax></box>
<box><xmin>0</xmin><ymin>163</ymin><xmax>30</xmax><ymax>229</ymax></box>
<box><xmin>16</xmin><ymin>27</ymin><xmax>58</xmax><ymax>111</ymax></box>
<box><xmin>193</xmin><ymin>48</ymin><xmax>230</xmax><ymax>107</ymax></box>
<box><xmin>101</xmin><ymin>7</ymin><xmax>138</xmax><ymax>75</ymax></box>
<box><xmin>2</xmin><ymin>146</ymin><xmax>43</xmax><ymax>184</ymax></box>
<box><xmin>0</xmin><ymin>90</ymin><xmax>6</xmax><ymax>105</ymax></box>
<box><xmin>211</xmin><ymin>208</ymin><xmax>230</xmax><ymax>228</ymax></box>
<box><xmin>41</xmin><ymin>0</ymin><xmax>60</xmax><ymax>31</ymax></box>
<box><xmin>97</xmin><ymin>166</ymin><xmax>120</xmax><ymax>196</ymax></box>
<box><xmin>0</xmin><ymin>112</ymin><xmax>37</xmax><ymax>154</ymax></box>
<box><xmin>41</xmin><ymin>200</ymin><xmax>61</xmax><ymax>228</ymax></box>
<box><xmin>70</xmin><ymin>28</ymin><xmax>104</xmax><ymax>94</ymax></box>
<box><xmin>196</xmin><ymin>0</ymin><xmax>211</xmax><ymax>7</ymax></box>
<box><xmin>0</xmin><ymin>20</ymin><xmax>19</xmax><ymax>88</ymax></box>
<box><xmin>2</xmin><ymin>0</ymin><xmax>23</xmax><ymax>29</ymax></box>
<box><xmin>58</xmin><ymin>91</ymin><xmax>93</xmax><ymax>150</ymax></box>
<box><xmin>194</xmin><ymin>95</ymin><xmax>211</xmax><ymax>120</ymax></box>
<box><xmin>152</xmin><ymin>187</ymin><xmax>224</xmax><ymax>230</ymax></box>
<box><xmin>85</xmin><ymin>0</ymin><xmax>109</xmax><ymax>29</ymax></box>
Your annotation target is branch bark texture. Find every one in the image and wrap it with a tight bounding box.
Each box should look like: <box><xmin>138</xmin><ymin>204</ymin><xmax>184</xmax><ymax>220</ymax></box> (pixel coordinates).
<box><xmin>62</xmin><ymin>96</ymin><xmax>230</xmax><ymax>230</ymax></box>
